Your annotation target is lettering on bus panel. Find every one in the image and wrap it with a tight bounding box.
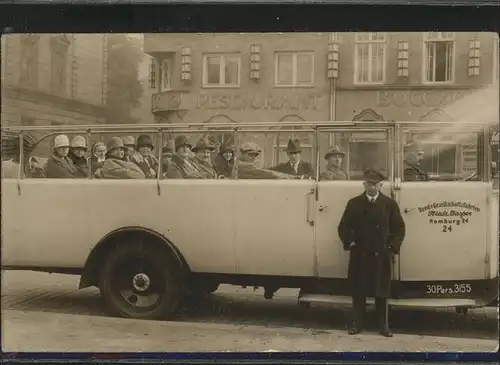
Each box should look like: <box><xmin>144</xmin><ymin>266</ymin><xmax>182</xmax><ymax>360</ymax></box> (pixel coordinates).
<box><xmin>197</xmin><ymin>93</ymin><xmax>323</xmax><ymax>111</ymax></box>
<box><xmin>376</xmin><ymin>90</ymin><xmax>474</xmax><ymax>108</ymax></box>
<box><xmin>417</xmin><ymin>201</ymin><xmax>481</xmax><ymax>233</ymax></box>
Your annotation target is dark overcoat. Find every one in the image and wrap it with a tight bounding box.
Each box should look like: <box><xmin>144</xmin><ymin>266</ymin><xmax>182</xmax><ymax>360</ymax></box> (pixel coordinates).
<box><xmin>272</xmin><ymin>160</ymin><xmax>314</xmax><ymax>177</ymax></box>
<box><xmin>338</xmin><ymin>192</ymin><xmax>405</xmax><ymax>298</ymax></box>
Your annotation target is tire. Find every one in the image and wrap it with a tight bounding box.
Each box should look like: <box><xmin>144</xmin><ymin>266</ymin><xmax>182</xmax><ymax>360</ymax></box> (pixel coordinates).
<box><xmin>99</xmin><ymin>243</ymin><xmax>182</xmax><ymax>320</ymax></box>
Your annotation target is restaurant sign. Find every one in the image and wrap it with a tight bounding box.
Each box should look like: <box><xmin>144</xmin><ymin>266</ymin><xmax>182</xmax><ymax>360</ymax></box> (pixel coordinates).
<box><xmin>197</xmin><ymin>93</ymin><xmax>323</xmax><ymax>111</ymax></box>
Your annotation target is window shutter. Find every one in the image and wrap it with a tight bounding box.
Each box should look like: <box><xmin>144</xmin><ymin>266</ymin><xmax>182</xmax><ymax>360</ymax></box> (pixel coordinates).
<box><xmin>468</xmin><ymin>39</ymin><xmax>481</xmax><ymax>76</ymax></box>
<box><xmin>149</xmin><ymin>57</ymin><xmax>157</xmax><ymax>89</ymax></box>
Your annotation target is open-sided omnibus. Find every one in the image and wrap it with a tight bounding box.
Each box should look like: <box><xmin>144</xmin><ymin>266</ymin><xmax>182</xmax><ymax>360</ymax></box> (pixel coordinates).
<box><xmin>1</xmin><ymin>121</ymin><xmax>498</xmax><ymax>320</ymax></box>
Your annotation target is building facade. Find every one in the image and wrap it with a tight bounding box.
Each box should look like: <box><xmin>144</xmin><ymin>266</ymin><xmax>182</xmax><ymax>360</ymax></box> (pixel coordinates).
<box><xmin>1</xmin><ymin>34</ymin><xmax>108</xmax><ymax>128</ymax></box>
<box><xmin>143</xmin><ymin>32</ymin><xmax>499</xmax><ymax>175</ymax></box>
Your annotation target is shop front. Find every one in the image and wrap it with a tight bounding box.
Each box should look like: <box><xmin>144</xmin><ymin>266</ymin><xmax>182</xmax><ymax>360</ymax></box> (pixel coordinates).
<box><xmin>151</xmin><ymin>88</ymin><xmax>329</xmax><ymax>168</ymax></box>
<box><xmin>335</xmin><ymin>87</ymin><xmax>498</xmax><ymax>179</ymax></box>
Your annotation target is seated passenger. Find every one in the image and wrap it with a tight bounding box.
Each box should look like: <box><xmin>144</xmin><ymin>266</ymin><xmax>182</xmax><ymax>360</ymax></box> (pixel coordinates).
<box><xmin>236</xmin><ymin>142</ymin><xmax>297</xmax><ymax>180</ymax></box>
<box><xmin>320</xmin><ymin>146</ymin><xmax>347</xmax><ymax>181</ymax></box>
<box><xmin>45</xmin><ymin>134</ymin><xmax>78</xmax><ymax>179</ymax></box>
<box><xmin>403</xmin><ymin>142</ymin><xmax>429</xmax><ymax>182</ymax></box>
<box><xmin>91</xmin><ymin>142</ymin><xmax>106</xmax><ymax>174</ymax></box>
<box><xmin>27</xmin><ymin>156</ymin><xmax>47</xmax><ymax>178</ymax></box>
<box><xmin>1</xmin><ymin>132</ymin><xmax>45</xmax><ymax>178</ymax></box>
<box><xmin>68</xmin><ymin>135</ymin><xmax>89</xmax><ymax>178</ymax></box>
<box><xmin>94</xmin><ymin>137</ymin><xmax>145</xmax><ymax>179</ymax></box>
<box><xmin>213</xmin><ymin>142</ymin><xmax>235</xmax><ymax>179</ymax></box>
<box><xmin>271</xmin><ymin>138</ymin><xmax>314</xmax><ymax>178</ymax></box>
<box><xmin>192</xmin><ymin>138</ymin><xmax>218</xmax><ymax>179</ymax></box>
<box><xmin>166</xmin><ymin>136</ymin><xmax>204</xmax><ymax>179</ymax></box>
<box><xmin>122</xmin><ymin>136</ymin><xmax>136</xmax><ymax>162</ymax></box>
<box><xmin>161</xmin><ymin>140</ymin><xmax>175</xmax><ymax>178</ymax></box>
<box><xmin>131</xmin><ymin>135</ymin><xmax>159</xmax><ymax>179</ymax></box>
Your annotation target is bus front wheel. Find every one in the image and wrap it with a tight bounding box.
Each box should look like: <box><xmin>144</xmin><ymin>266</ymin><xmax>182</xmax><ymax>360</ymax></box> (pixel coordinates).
<box><xmin>99</xmin><ymin>244</ymin><xmax>181</xmax><ymax>320</ymax></box>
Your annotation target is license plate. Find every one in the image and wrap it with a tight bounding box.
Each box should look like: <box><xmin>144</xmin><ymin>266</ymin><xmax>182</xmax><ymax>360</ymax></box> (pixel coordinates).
<box><xmin>424</xmin><ymin>282</ymin><xmax>472</xmax><ymax>296</ymax></box>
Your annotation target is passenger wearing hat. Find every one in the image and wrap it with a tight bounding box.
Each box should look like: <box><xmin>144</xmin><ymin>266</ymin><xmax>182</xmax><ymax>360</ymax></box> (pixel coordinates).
<box><xmin>403</xmin><ymin>142</ymin><xmax>429</xmax><ymax>182</ymax></box>
<box><xmin>320</xmin><ymin>145</ymin><xmax>348</xmax><ymax>181</ymax></box>
<box><xmin>236</xmin><ymin>141</ymin><xmax>297</xmax><ymax>180</ymax></box>
<box><xmin>45</xmin><ymin>134</ymin><xmax>78</xmax><ymax>178</ymax></box>
<box><xmin>122</xmin><ymin>136</ymin><xmax>136</xmax><ymax>162</ymax></box>
<box><xmin>213</xmin><ymin>142</ymin><xmax>236</xmax><ymax>179</ymax></box>
<box><xmin>94</xmin><ymin>137</ymin><xmax>145</xmax><ymax>179</ymax></box>
<box><xmin>191</xmin><ymin>138</ymin><xmax>218</xmax><ymax>179</ymax></box>
<box><xmin>161</xmin><ymin>140</ymin><xmax>175</xmax><ymax>178</ymax></box>
<box><xmin>271</xmin><ymin>138</ymin><xmax>314</xmax><ymax>179</ymax></box>
<box><xmin>68</xmin><ymin>135</ymin><xmax>90</xmax><ymax>178</ymax></box>
<box><xmin>166</xmin><ymin>135</ymin><xmax>204</xmax><ymax>179</ymax></box>
<box><xmin>338</xmin><ymin>169</ymin><xmax>405</xmax><ymax>338</ymax></box>
<box><xmin>131</xmin><ymin>134</ymin><xmax>159</xmax><ymax>179</ymax></box>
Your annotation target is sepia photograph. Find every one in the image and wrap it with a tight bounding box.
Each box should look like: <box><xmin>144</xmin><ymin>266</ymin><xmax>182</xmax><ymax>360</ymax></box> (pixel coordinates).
<box><xmin>1</xmin><ymin>31</ymin><xmax>499</xmax><ymax>353</ymax></box>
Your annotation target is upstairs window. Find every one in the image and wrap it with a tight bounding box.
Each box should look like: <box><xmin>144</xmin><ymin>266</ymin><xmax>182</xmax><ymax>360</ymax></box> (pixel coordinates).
<box><xmin>275</xmin><ymin>52</ymin><xmax>314</xmax><ymax>87</ymax></box>
<box><xmin>159</xmin><ymin>55</ymin><xmax>173</xmax><ymax>91</ymax></box>
<box><xmin>50</xmin><ymin>35</ymin><xmax>70</xmax><ymax>96</ymax></box>
<box><xmin>423</xmin><ymin>32</ymin><xmax>455</xmax><ymax>83</ymax></box>
<box><xmin>203</xmin><ymin>53</ymin><xmax>240</xmax><ymax>87</ymax></box>
<box><xmin>494</xmin><ymin>36</ymin><xmax>499</xmax><ymax>82</ymax></box>
<box><xmin>354</xmin><ymin>32</ymin><xmax>386</xmax><ymax>84</ymax></box>
<box><xmin>19</xmin><ymin>35</ymin><xmax>39</xmax><ymax>88</ymax></box>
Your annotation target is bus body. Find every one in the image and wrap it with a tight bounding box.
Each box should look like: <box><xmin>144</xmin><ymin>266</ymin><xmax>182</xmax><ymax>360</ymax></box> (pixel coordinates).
<box><xmin>1</xmin><ymin>121</ymin><xmax>498</xmax><ymax>320</ymax></box>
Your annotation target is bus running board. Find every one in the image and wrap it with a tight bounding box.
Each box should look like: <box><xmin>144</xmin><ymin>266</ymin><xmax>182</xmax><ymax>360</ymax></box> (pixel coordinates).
<box><xmin>297</xmin><ymin>294</ymin><xmax>484</xmax><ymax>308</ymax></box>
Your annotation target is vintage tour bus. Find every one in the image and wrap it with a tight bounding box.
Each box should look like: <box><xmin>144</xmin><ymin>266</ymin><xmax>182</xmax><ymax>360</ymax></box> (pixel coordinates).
<box><xmin>1</xmin><ymin>120</ymin><xmax>498</xmax><ymax>320</ymax></box>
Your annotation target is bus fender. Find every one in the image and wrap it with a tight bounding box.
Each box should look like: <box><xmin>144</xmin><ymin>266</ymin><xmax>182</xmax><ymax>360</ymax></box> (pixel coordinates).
<box><xmin>79</xmin><ymin>226</ymin><xmax>190</xmax><ymax>290</ymax></box>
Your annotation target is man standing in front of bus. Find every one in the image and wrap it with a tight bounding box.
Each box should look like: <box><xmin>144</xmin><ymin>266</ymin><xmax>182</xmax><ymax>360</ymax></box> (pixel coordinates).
<box><xmin>338</xmin><ymin>169</ymin><xmax>405</xmax><ymax>337</ymax></box>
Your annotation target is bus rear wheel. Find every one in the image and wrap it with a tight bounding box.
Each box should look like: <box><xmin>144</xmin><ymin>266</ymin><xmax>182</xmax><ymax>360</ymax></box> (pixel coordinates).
<box><xmin>99</xmin><ymin>244</ymin><xmax>181</xmax><ymax>320</ymax></box>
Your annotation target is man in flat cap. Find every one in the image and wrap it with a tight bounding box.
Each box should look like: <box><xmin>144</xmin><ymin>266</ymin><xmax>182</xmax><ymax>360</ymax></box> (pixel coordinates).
<box><xmin>338</xmin><ymin>169</ymin><xmax>406</xmax><ymax>337</ymax></box>
<box><xmin>403</xmin><ymin>142</ymin><xmax>429</xmax><ymax>182</ymax></box>
<box><xmin>236</xmin><ymin>142</ymin><xmax>297</xmax><ymax>180</ymax></box>
<box><xmin>192</xmin><ymin>138</ymin><xmax>218</xmax><ymax>179</ymax></box>
<box><xmin>320</xmin><ymin>145</ymin><xmax>348</xmax><ymax>181</ymax></box>
<box><xmin>271</xmin><ymin>138</ymin><xmax>314</xmax><ymax>179</ymax></box>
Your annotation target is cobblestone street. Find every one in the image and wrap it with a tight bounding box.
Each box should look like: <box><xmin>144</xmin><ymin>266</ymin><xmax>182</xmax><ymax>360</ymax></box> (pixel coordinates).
<box><xmin>1</xmin><ymin>271</ymin><xmax>498</xmax><ymax>352</ymax></box>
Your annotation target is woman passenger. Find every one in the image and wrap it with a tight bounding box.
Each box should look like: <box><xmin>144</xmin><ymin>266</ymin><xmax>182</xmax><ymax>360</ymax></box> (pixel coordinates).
<box><xmin>131</xmin><ymin>134</ymin><xmax>159</xmax><ymax>179</ymax></box>
<box><xmin>91</xmin><ymin>142</ymin><xmax>107</xmax><ymax>174</ymax></box>
<box><xmin>166</xmin><ymin>135</ymin><xmax>204</xmax><ymax>179</ymax></box>
<box><xmin>68</xmin><ymin>135</ymin><xmax>89</xmax><ymax>178</ymax></box>
<box><xmin>161</xmin><ymin>140</ymin><xmax>175</xmax><ymax>178</ymax></box>
<box><xmin>94</xmin><ymin>137</ymin><xmax>145</xmax><ymax>179</ymax></box>
<box><xmin>213</xmin><ymin>142</ymin><xmax>235</xmax><ymax>179</ymax></box>
<box><xmin>45</xmin><ymin>134</ymin><xmax>78</xmax><ymax>178</ymax></box>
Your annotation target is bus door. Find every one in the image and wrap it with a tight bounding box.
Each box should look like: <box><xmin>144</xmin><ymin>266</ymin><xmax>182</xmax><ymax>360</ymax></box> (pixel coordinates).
<box><xmin>232</xmin><ymin>127</ymin><xmax>317</xmax><ymax>277</ymax></box>
<box><xmin>314</xmin><ymin>125</ymin><xmax>395</xmax><ymax>280</ymax></box>
<box><xmin>396</xmin><ymin>124</ymin><xmax>490</xmax><ymax>293</ymax></box>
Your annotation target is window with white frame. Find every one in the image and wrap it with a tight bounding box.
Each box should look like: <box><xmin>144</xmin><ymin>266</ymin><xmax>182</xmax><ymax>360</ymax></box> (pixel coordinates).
<box><xmin>159</xmin><ymin>56</ymin><xmax>173</xmax><ymax>91</ymax></box>
<box><xmin>275</xmin><ymin>52</ymin><xmax>314</xmax><ymax>87</ymax></box>
<box><xmin>423</xmin><ymin>32</ymin><xmax>455</xmax><ymax>83</ymax></box>
<box><xmin>354</xmin><ymin>33</ymin><xmax>386</xmax><ymax>84</ymax></box>
<box><xmin>203</xmin><ymin>54</ymin><xmax>240</xmax><ymax>87</ymax></box>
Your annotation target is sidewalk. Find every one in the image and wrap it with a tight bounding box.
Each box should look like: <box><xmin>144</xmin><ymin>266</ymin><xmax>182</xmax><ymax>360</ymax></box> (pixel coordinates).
<box><xmin>2</xmin><ymin>310</ymin><xmax>498</xmax><ymax>353</ymax></box>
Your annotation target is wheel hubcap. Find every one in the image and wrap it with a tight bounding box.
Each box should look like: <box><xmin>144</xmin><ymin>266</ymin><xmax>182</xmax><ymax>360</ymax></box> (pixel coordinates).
<box><xmin>132</xmin><ymin>273</ymin><xmax>151</xmax><ymax>292</ymax></box>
